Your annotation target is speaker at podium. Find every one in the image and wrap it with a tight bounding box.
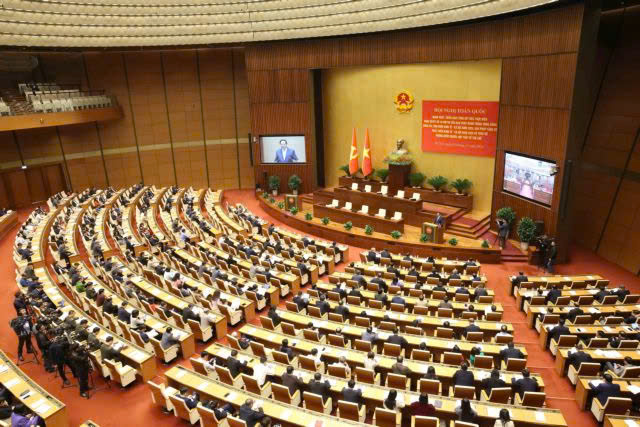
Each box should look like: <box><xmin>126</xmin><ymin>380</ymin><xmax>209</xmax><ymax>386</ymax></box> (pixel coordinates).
<box><xmin>422</xmin><ymin>222</ymin><xmax>444</xmax><ymax>244</ymax></box>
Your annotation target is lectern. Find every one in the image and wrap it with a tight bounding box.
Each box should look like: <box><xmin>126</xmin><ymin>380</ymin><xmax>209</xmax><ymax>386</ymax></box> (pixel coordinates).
<box><xmin>284</xmin><ymin>194</ymin><xmax>300</xmax><ymax>210</ymax></box>
<box><xmin>388</xmin><ymin>163</ymin><xmax>411</xmax><ymax>193</ymax></box>
<box><xmin>422</xmin><ymin>222</ymin><xmax>444</xmax><ymax>244</ymax></box>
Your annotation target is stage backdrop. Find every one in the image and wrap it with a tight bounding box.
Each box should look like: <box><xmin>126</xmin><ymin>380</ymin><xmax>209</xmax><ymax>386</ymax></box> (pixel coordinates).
<box><xmin>323</xmin><ymin>59</ymin><xmax>501</xmax><ymax>214</ymax></box>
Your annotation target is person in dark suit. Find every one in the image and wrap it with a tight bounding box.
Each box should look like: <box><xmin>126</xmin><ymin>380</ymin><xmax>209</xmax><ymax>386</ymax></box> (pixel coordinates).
<box><xmin>238</xmin><ymin>399</ymin><xmax>265</xmax><ymax>427</ymax></box>
<box><xmin>511</xmin><ymin>368</ymin><xmax>539</xmax><ymax>398</ymax></box>
<box><xmin>292</xmin><ymin>292</ymin><xmax>308</xmax><ymax>311</ymax></box>
<box><xmin>387</xmin><ymin>265</ymin><xmax>400</xmax><ymax>277</ymax></box>
<box><xmin>371</xmin><ymin>273</ymin><xmax>387</xmax><ymax>292</ymax></box>
<box><xmin>308</xmin><ymin>373</ymin><xmax>331</xmax><ymax>403</ymax></box>
<box><xmin>117</xmin><ymin>302</ymin><xmax>131</xmax><ymax>323</ymax></box>
<box><xmin>548</xmin><ymin>318</ymin><xmax>570</xmax><ymax>344</ymax></box>
<box><xmin>380</xmin><ymin>249</ymin><xmax>391</xmax><ymax>260</ymax></box>
<box><xmin>267</xmin><ymin>306</ymin><xmax>281</xmax><ymax>327</ymax></box>
<box><xmin>390</xmin><ymin>294</ymin><xmax>405</xmax><ymax>305</ymax></box>
<box><xmin>463</xmin><ymin>319</ymin><xmax>481</xmax><ymax>338</ymax></box>
<box><xmin>614</xmin><ymin>285</ymin><xmax>630</xmax><ymax>302</ymax></box>
<box><xmin>281</xmin><ymin>365</ymin><xmax>304</xmax><ymax>395</ymax></box>
<box><xmin>273</xmin><ymin>139</ymin><xmax>299</xmax><ymax>163</ymax></box>
<box><xmin>227</xmin><ymin>349</ymin><xmax>247</xmax><ymax>378</ymax></box>
<box><xmin>473</xmin><ymin>283</ymin><xmax>488</xmax><ymax>302</ymax></box>
<box><xmin>566</xmin><ymin>343</ymin><xmax>593</xmax><ymax>370</ymax></box>
<box><xmin>315</xmin><ymin>295</ymin><xmax>330</xmax><ymax>315</ymax></box>
<box><xmin>177</xmin><ymin>387</ymin><xmax>200</xmax><ymax>410</ymax></box>
<box><xmin>348</xmin><ymin>287</ymin><xmax>363</xmax><ymax>299</ymax></box>
<box><xmin>182</xmin><ymin>304</ymin><xmax>200</xmax><ymax>323</ymax></box>
<box><xmin>374</xmin><ymin>288</ymin><xmax>388</xmax><ymax>305</ymax></box>
<box><xmin>545</xmin><ymin>285</ymin><xmax>561</xmax><ymax>304</ymax></box>
<box><xmin>593</xmin><ymin>374</ymin><xmax>621</xmax><ymax>405</ymax></box>
<box><xmin>366</xmin><ymin>248</ymin><xmax>378</xmax><ymax>263</ymax></box>
<box><xmin>341</xmin><ymin>379</ymin><xmax>363</xmax><ymax>407</ymax></box>
<box><xmin>566</xmin><ymin>302</ymin><xmax>584</xmax><ymax>323</ymax></box>
<box><xmin>279</xmin><ymin>339</ymin><xmax>294</xmax><ymax>360</ymax></box>
<box><xmin>595</xmin><ymin>285</ymin><xmax>611</xmax><ymax>303</ymax></box>
<box><xmin>335</xmin><ymin>301</ymin><xmax>350</xmax><ymax>319</ymax></box>
<box><xmin>481</xmin><ymin>369</ymin><xmax>506</xmax><ymax>394</ymax></box>
<box><xmin>100</xmin><ymin>336</ymin><xmax>124</xmax><ymax>363</ymax></box>
<box><xmin>391</xmin><ymin>356</ymin><xmax>410</xmax><ymax>376</ymax></box>
<box><xmin>387</xmin><ymin>329</ymin><xmax>408</xmax><ymax>350</ymax></box>
<box><xmin>512</xmin><ymin>272</ymin><xmax>528</xmax><ymax>287</ymax></box>
<box><xmin>450</xmin><ymin>269</ymin><xmax>461</xmax><ymax>280</ymax></box>
<box><xmin>453</xmin><ymin>363</ymin><xmax>475</xmax><ymax>387</ymax></box>
<box><xmin>500</xmin><ymin>342</ymin><xmax>525</xmax><ymax>364</ymax></box>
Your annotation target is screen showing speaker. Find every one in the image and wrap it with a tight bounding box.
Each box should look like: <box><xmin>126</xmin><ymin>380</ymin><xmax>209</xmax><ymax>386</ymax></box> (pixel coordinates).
<box><xmin>261</xmin><ymin>135</ymin><xmax>306</xmax><ymax>164</ymax></box>
<box><xmin>503</xmin><ymin>152</ymin><xmax>556</xmax><ymax>206</ymax></box>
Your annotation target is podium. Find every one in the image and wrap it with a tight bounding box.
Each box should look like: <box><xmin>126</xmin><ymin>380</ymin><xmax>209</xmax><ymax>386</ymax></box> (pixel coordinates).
<box><xmin>284</xmin><ymin>194</ymin><xmax>300</xmax><ymax>210</ymax></box>
<box><xmin>422</xmin><ymin>222</ymin><xmax>444</xmax><ymax>244</ymax></box>
<box><xmin>388</xmin><ymin>163</ymin><xmax>411</xmax><ymax>193</ymax></box>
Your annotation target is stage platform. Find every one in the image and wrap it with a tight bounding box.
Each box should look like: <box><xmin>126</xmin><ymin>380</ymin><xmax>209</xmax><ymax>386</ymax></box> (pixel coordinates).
<box><xmin>259</xmin><ymin>193</ymin><xmax>502</xmax><ymax>263</ymax></box>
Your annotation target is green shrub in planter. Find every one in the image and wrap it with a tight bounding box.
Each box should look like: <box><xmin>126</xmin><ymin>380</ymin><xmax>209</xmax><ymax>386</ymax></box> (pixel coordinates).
<box><xmin>344</xmin><ymin>221</ymin><xmax>353</xmax><ymax>231</ymax></box>
<box><xmin>496</xmin><ymin>207</ymin><xmax>516</xmax><ymax>226</ymax></box>
<box><xmin>517</xmin><ymin>217</ymin><xmax>537</xmax><ymax>243</ymax></box>
<box><xmin>262</xmin><ymin>192</ymin><xmax>269</xmax><ymax>199</ymax></box>
<box><xmin>451</xmin><ymin>178</ymin><xmax>473</xmax><ymax>195</ymax></box>
<box><xmin>289</xmin><ymin>206</ymin><xmax>299</xmax><ymax>215</ymax></box>
<box><xmin>375</xmin><ymin>168</ymin><xmax>389</xmax><ymax>182</ymax></box>
<box><xmin>390</xmin><ymin>230</ymin><xmax>402</xmax><ymax>239</ymax></box>
<box><xmin>339</xmin><ymin>165</ymin><xmax>350</xmax><ymax>176</ymax></box>
<box><xmin>420</xmin><ymin>233</ymin><xmax>428</xmax><ymax>243</ymax></box>
<box><xmin>305</xmin><ymin>213</ymin><xmax>312</xmax><ymax>221</ymax></box>
<box><xmin>321</xmin><ymin>217</ymin><xmax>330</xmax><ymax>225</ymax></box>
<box><xmin>409</xmin><ymin>172</ymin><xmax>426</xmax><ymax>188</ymax></box>
<box><xmin>427</xmin><ymin>175</ymin><xmax>448</xmax><ymax>191</ymax></box>
<box><xmin>268</xmin><ymin>175</ymin><xmax>281</xmax><ymax>193</ymax></box>
<box><xmin>277</xmin><ymin>202</ymin><xmax>285</xmax><ymax>209</ymax></box>
<box><xmin>288</xmin><ymin>175</ymin><xmax>302</xmax><ymax>193</ymax></box>
<box><xmin>268</xmin><ymin>197</ymin><xmax>275</xmax><ymax>203</ymax></box>
<box><xmin>448</xmin><ymin>237</ymin><xmax>458</xmax><ymax>246</ymax></box>
<box><xmin>481</xmin><ymin>239</ymin><xmax>490</xmax><ymax>248</ymax></box>
<box><xmin>364</xmin><ymin>225</ymin><xmax>373</xmax><ymax>235</ymax></box>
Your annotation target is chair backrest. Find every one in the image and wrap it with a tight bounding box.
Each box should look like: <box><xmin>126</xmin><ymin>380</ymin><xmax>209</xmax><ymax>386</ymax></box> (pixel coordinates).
<box><xmin>383</xmin><ymin>343</ymin><xmax>402</xmax><ymax>357</ymax></box>
<box><xmin>304</xmin><ymin>391</ymin><xmax>326</xmax><ymax>413</ymax></box>
<box><xmin>437</xmin><ymin>308</ymin><xmax>453</xmax><ymax>318</ymax></box>
<box><xmin>308</xmin><ymin>306</ymin><xmax>323</xmax><ymax>318</ymax></box>
<box><xmin>328</xmin><ymin>334</ymin><xmax>346</xmax><ymax>347</ymax></box>
<box><xmin>411</xmin><ymin>349</ymin><xmax>431</xmax><ymax>362</ymax></box>
<box><xmin>214</xmin><ymin>366</ymin><xmax>235</xmax><ymax>384</ymax></box>
<box><xmin>386</xmin><ymin>373</ymin><xmax>408</xmax><ymax>390</ymax></box>
<box><xmin>466</xmin><ymin>332</ymin><xmax>483</xmax><ymax>342</ymax></box>
<box><xmin>453</xmin><ymin>422</ymin><xmax>479</xmax><ymax>427</ymax></box>
<box><xmin>556</xmin><ymin>335</ymin><xmax>578</xmax><ymax>346</ymax></box>
<box><xmin>259</xmin><ymin>316</ymin><xmax>276</xmax><ymax>330</ymax></box>
<box><xmin>285</xmin><ymin>301</ymin><xmax>300</xmax><ymax>313</ymax></box>
<box><xmin>355</xmin><ymin>317</ymin><xmax>371</xmax><ymax>328</ymax></box>
<box><xmin>521</xmin><ymin>391</ymin><xmax>546</xmax><ymax>407</ymax></box>
<box><xmin>436</xmin><ymin>328</ymin><xmax>454</xmax><ymax>338</ymax></box>
<box><xmin>604</xmin><ymin>316</ymin><xmax>623</xmax><ymax>325</ymax></box>
<box><xmin>299</xmin><ymin>355</ymin><xmax>318</xmax><ymax>371</ymax></box>
<box><xmin>303</xmin><ymin>329</ymin><xmax>322</xmax><ymax>342</ymax></box>
<box><xmin>442</xmin><ymin>352</ymin><xmax>464</xmax><ymax>366</ymax></box>
<box><xmin>573</xmin><ymin>315</ymin><xmax>592</xmax><ymax>325</ymax></box>
<box><xmin>148</xmin><ymin>381</ymin><xmax>167</xmax><ymax>408</ymax></box>
<box><xmin>412</xmin><ymin>416</ymin><xmax>439</xmax><ymax>427</ymax></box>
<box><xmin>405</xmin><ymin>326</ymin><xmax>423</xmax><ymax>336</ymax></box>
<box><xmin>241</xmin><ymin>374</ymin><xmax>262</xmax><ymax>394</ymax></box>
<box><xmin>190</xmin><ymin>358</ymin><xmax>208</xmax><ymax>376</ymax></box>
<box><xmin>227</xmin><ymin>415</ymin><xmax>248</xmax><ymax>427</ymax></box>
<box><xmin>354</xmin><ymin>339</ymin><xmax>372</xmax><ymax>352</ymax></box>
<box><xmin>272</xmin><ymin>383</ymin><xmax>293</xmax><ymax>403</ymax></box>
<box><xmin>374</xmin><ymin>407</ymin><xmax>398</xmax><ymax>427</ymax></box>
<box><xmin>452</xmin><ymin>385</ymin><xmax>475</xmax><ymax>399</ymax></box>
<box><xmin>197</xmin><ymin>405</ymin><xmax>225</xmax><ymax>427</ymax></box>
<box><xmin>338</xmin><ymin>400</ymin><xmax>361</xmax><ymax>421</ymax></box>
<box><xmin>487</xmin><ymin>387</ymin><xmax>511</xmax><ymax>403</ymax></box>
<box><xmin>473</xmin><ymin>355</ymin><xmax>493</xmax><ymax>369</ymax></box>
<box><xmin>619</xmin><ymin>340</ymin><xmax>639</xmax><ymax>349</ymax></box>
<box><xmin>577</xmin><ymin>362</ymin><xmax>601</xmax><ymax>376</ymax></box>
<box><xmin>418</xmin><ymin>379</ymin><xmax>440</xmax><ymax>394</ymax></box>
<box><xmin>169</xmin><ymin>395</ymin><xmax>194</xmax><ymax>421</ymax></box>
<box><xmin>588</xmin><ymin>338</ymin><xmax>608</xmax><ymax>348</ymax></box>
<box><xmin>390</xmin><ymin>303</ymin><xmax>405</xmax><ymax>313</ymax></box>
<box><xmin>602</xmin><ymin>295</ymin><xmax>619</xmax><ymax>305</ymax></box>
<box><xmin>621</xmin><ymin>366</ymin><xmax>640</xmax><ymax>378</ymax></box>
<box><xmin>603</xmin><ymin>397</ymin><xmax>632</xmax><ymax>415</ymax></box>
<box><xmin>272</xmin><ymin>350</ymin><xmax>292</xmax><ymax>365</ymax></box>
<box><xmin>505</xmin><ymin>358</ymin><xmax>527</xmax><ymax>371</ymax></box>
<box><xmin>328</xmin><ymin>364</ymin><xmax>348</xmax><ymax>378</ymax></box>
<box><xmin>355</xmin><ymin>367</ymin><xmax>376</xmax><ymax>384</ymax></box>
<box><xmin>281</xmin><ymin>322</ymin><xmax>298</xmax><ymax>336</ymax></box>
<box><xmin>250</xmin><ymin>341</ymin><xmax>266</xmax><ymax>358</ymax></box>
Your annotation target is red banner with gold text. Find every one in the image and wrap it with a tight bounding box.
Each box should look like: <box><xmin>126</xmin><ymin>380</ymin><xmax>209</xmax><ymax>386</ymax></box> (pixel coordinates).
<box><xmin>422</xmin><ymin>100</ymin><xmax>499</xmax><ymax>157</ymax></box>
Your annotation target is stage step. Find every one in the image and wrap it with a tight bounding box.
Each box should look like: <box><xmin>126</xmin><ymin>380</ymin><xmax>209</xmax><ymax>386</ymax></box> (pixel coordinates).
<box><xmin>447</xmin><ymin>215</ymin><xmax>490</xmax><ymax>240</ymax></box>
<box><xmin>501</xmin><ymin>253</ymin><xmax>529</xmax><ymax>262</ymax></box>
<box><xmin>300</xmin><ymin>194</ymin><xmax>314</xmax><ymax>205</ymax></box>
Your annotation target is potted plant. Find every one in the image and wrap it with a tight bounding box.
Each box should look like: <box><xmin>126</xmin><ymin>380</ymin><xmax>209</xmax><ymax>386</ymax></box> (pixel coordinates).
<box><xmin>375</xmin><ymin>168</ymin><xmax>389</xmax><ymax>183</ymax></box>
<box><xmin>268</xmin><ymin>175</ymin><xmax>281</xmax><ymax>196</ymax></box>
<box><xmin>364</xmin><ymin>225</ymin><xmax>373</xmax><ymax>235</ymax></box>
<box><xmin>496</xmin><ymin>207</ymin><xmax>516</xmax><ymax>233</ymax></box>
<box><xmin>321</xmin><ymin>217</ymin><xmax>330</xmax><ymax>225</ymax></box>
<box><xmin>339</xmin><ymin>165</ymin><xmax>351</xmax><ymax>177</ymax></box>
<box><xmin>344</xmin><ymin>221</ymin><xmax>353</xmax><ymax>231</ymax></box>
<box><xmin>288</xmin><ymin>175</ymin><xmax>302</xmax><ymax>195</ymax></box>
<box><xmin>481</xmin><ymin>240</ymin><xmax>490</xmax><ymax>248</ymax></box>
<box><xmin>277</xmin><ymin>201</ymin><xmax>285</xmax><ymax>209</ymax></box>
<box><xmin>268</xmin><ymin>197</ymin><xmax>275</xmax><ymax>204</ymax></box>
<box><xmin>420</xmin><ymin>233</ymin><xmax>428</xmax><ymax>243</ymax></box>
<box><xmin>517</xmin><ymin>216</ymin><xmax>537</xmax><ymax>251</ymax></box>
<box><xmin>427</xmin><ymin>175</ymin><xmax>448</xmax><ymax>191</ymax></box>
<box><xmin>289</xmin><ymin>206</ymin><xmax>299</xmax><ymax>215</ymax></box>
<box><xmin>390</xmin><ymin>230</ymin><xmax>402</xmax><ymax>239</ymax></box>
<box><xmin>448</xmin><ymin>237</ymin><xmax>458</xmax><ymax>246</ymax></box>
<box><xmin>451</xmin><ymin>178</ymin><xmax>473</xmax><ymax>195</ymax></box>
<box><xmin>409</xmin><ymin>172</ymin><xmax>426</xmax><ymax>188</ymax></box>
<box><xmin>262</xmin><ymin>192</ymin><xmax>269</xmax><ymax>199</ymax></box>
<box><xmin>305</xmin><ymin>212</ymin><xmax>312</xmax><ymax>220</ymax></box>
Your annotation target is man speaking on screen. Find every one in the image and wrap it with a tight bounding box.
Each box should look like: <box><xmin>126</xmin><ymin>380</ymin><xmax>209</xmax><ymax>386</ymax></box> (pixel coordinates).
<box><xmin>274</xmin><ymin>139</ymin><xmax>298</xmax><ymax>163</ymax></box>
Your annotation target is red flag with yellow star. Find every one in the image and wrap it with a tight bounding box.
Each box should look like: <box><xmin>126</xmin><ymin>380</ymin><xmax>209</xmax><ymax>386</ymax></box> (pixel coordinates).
<box><xmin>348</xmin><ymin>128</ymin><xmax>359</xmax><ymax>175</ymax></box>
<box><xmin>362</xmin><ymin>128</ymin><xmax>372</xmax><ymax>177</ymax></box>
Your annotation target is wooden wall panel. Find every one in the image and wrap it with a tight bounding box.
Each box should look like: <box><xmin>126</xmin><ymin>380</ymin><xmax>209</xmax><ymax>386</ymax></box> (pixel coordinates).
<box><xmin>5</xmin><ymin>170</ymin><xmax>30</xmax><ymax>208</ymax></box>
<box><xmin>43</xmin><ymin>164</ymin><xmax>65</xmax><ymax>195</ymax></box>
<box><xmin>25</xmin><ymin>168</ymin><xmax>47</xmax><ymax>203</ymax></box>
<box><xmin>0</xmin><ymin>178</ymin><xmax>9</xmax><ymax>208</ymax></box>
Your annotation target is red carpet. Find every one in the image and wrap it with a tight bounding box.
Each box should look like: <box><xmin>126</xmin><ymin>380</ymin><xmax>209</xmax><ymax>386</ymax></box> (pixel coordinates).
<box><xmin>2</xmin><ymin>189</ymin><xmax>638</xmax><ymax>426</ymax></box>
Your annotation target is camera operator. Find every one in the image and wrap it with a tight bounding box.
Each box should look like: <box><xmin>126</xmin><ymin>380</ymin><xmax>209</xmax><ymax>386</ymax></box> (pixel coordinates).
<box><xmin>545</xmin><ymin>240</ymin><xmax>558</xmax><ymax>273</ymax></box>
<box><xmin>10</xmin><ymin>309</ymin><xmax>34</xmax><ymax>362</ymax></box>
<box><xmin>70</xmin><ymin>343</ymin><xmax>91</xmax><ymax>398</ymax></box>
<box><xmin>34</xmin><ymin>324</ymin><xmax>54</xmax><ymax>373</ymax></box>
<box><xmin>49</xmin><ymin>334</ymin><xmax>72</xmax><ymax>386</ymax></box>
<box><xmin>496</xmin><ymin>218</ymin><xmax>509</xmax><ymax>249</ymax></box>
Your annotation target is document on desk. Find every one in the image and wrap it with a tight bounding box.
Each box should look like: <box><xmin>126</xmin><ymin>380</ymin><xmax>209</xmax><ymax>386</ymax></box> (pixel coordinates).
<box><xmin>0</xmin><ymin>365</ymin><xmax>8</xmax><ymax>374</ymax></box>
<box><xmin>628</xmin><ymin>385</ymin><xmax>640</xmax><ymax>395</ymax></box>
<box><xmin>485</xmin><ymin>406</ymin><xmax>500</xmax><ymax>417</ymax></box>
<box><xmin>4</xmin><ymin>378</ymin><xmax>20</xmax><ymax>388</ymax></box>
<box><xmin>535</xmin><ymin>411</ymin><xmax>546</xmax><ymax>422</ymax></box>
<box><xmin>174</xmin><ymin>369</ymin><xmax>187</xmax><ymax>379</ymax></box>
<box><xmin>197</xmin><ymin>381</ymin><xmax>209</xmax><ymax>391</ymax></box>
<box><xmin>625</xmin><ymin>420</ymin><xmax>640</xmax><ymax>427</ymax></box>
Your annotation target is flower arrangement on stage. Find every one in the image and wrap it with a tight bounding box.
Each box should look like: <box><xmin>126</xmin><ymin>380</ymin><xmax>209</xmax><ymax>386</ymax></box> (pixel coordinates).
<box><xmin>277</xmin><ymin>201</ymin><xmax>285</xmax><ymax>209</ymax></box>
<box><xmin>390</xmin><ymin>230</ymin><xmax>402</xmax><ymax>239</ymax></box>
<box><xmin>384</xmin><ymin>152</ymin><xmax>412</xmax><ymax>165</ymax></box>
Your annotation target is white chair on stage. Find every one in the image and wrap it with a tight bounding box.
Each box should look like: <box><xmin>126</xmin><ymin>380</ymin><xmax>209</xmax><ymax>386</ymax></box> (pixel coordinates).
<box><xmin>380</xmin><ymin>185</ymin><xmax>388</xmax><ymax>195</ymax></box>
<box><xmin>342</xmin><ymin>202</ymin><xmax>353</xmax><ymax>211</ymax></box>
<box><xmin>375</xmin><ymin>209</ymin><xmax>386</xmax><ymax>218</ymax></box>
<box><xmin>395</xmin><ymin>190</ymin><xmax>405</xmax><ymax>198</ymax></box>
<box><xmin>351</xmin><ymin>183</ymin><xmax>359</xmax><ymax>191</ymax></box>
<box><xmin>358</xmin><ymin>205</ymin><xmax>369</xmax><ymax>214</ymax></box>
<box><xmin>412</xmin><ymin>193</ymin><xmax>421</xmax><ymax>201</ymax></box>
<box><xmin>393</xmin><ymin>211</ymin><xmax>403</xmax><ymax>220</ymax></box>
<box><xmin>327</xmin><ymin>199</ymin><xmax>339</xmax><ymax>208</ymax></box>
<box><xmin>364</xmin><ymin>185</ymin><xmax>372</xmax><ymax>192</ymax></box>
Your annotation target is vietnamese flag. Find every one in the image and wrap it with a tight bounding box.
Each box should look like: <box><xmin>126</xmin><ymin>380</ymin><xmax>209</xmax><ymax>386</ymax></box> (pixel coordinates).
<box><xmin>348</xmin><ymin>128</ymin><xmax>359</xmax><ymax>175</ymax></box>
<box><xmin>362</xmin><ymin>128</ymin><xmax>372</xmax><ymax>177</ymax></box>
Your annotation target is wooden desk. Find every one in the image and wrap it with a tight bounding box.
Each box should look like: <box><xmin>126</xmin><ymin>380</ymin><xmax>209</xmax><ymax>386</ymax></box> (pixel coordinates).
<box><xmin>0</xmin><ymin>350</ymin><xmax>68</xmax><ymax>427</ymax></box>
<box><xmin>313</xmin><ymin>204</ymin><xmax>404</xmax><ymax>234</ymax></box>
<box><xmin>538</xmin><ymin>323</ymin><xmax>632</xmax><ymax>350</ymax></box>
<box><xmin>605</xmin><ymin>415</ymin><xmax>640</xmax><ymax>427</ymax></box>
<box><xmin>526</xmin><ymin>304</ymin><xmax>639</xmax><ymax>329</ymax></box>
<box><xmin>0</xmin><ymin>211</ymin><xmax>18</xmax><ymax>240</ymax></box>
<box><xmin>265</xmin><ymin>225</ymin><xmax>348</xmax><ymax>263</ymax></box>
<box><xmin>361</xmin><ymin>251</ymin><xmax>479</xmax><ymax>272</ymax></box>
<box><xmin>349</xmin><ymin>262</ymin><xmax>488</xmax><ymax>287</ymax></box>
<box><xmin>555</xmin><ymin>348</ymin><xmax>640</xmax><ymax>376</ymax></box>
<box><xmin>334</xmin><ymin>187</ymin><xmax>422</xmax><ymax>218</ymax></box>
<box><xmin>203</xmin><ymin>343</ymin><xmax>559</xmax><ymax>426</ymax></box>
<box><xmin>515</xmin><ymin>288</ymin><xmax>600</xmax><ymax>312</ymax></box>
<box><xmin>509</xmin><ymin>274</ymin><xmax>603</xmax><ymax>295</ymax></box>
<box><xmin>165</xmin><ymin>366</ymin><xmax>366</xmax><ymax>427</ymax></box>
<box><xmin>576</xmin><ymin>377</ymin><xmax>640</xmax><ymax>410</ymax></box>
